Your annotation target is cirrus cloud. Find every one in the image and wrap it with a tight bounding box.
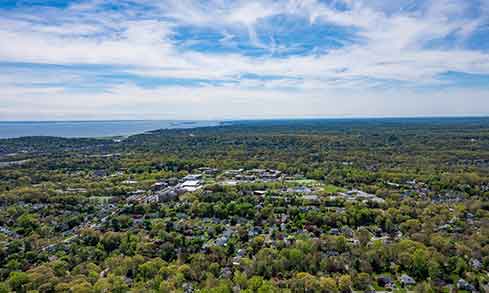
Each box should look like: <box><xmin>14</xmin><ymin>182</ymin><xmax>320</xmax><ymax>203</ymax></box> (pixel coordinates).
<box><xmin>0</xmin><ymin>0</ymin><xmax>488</xmax><ymax>120</ymax></box>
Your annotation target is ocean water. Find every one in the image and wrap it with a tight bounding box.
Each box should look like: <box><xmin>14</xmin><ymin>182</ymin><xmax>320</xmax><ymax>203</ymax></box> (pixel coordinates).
<box><xmin>0</xmin><ymin>120</ymin><xmax>220</xmax><ymax>139</ymax></box>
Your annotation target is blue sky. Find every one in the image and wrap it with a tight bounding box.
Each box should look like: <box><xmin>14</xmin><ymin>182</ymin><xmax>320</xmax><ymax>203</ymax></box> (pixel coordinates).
<box><xmin>0</xmin><ymin>0</ymin><xmax>489</xmax><ymax>120</ymax></box>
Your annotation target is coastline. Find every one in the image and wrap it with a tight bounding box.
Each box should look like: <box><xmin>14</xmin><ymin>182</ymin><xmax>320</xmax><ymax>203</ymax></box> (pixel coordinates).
<box><xmin>0</xmin><ymin>120</ymin><xmax>221</xmax><ymax>139</ymax></box>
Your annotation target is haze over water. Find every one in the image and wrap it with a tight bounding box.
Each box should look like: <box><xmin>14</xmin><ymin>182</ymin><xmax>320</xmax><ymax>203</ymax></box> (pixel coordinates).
<box><xmin>0</xmin><ymin>120</ymin><xmax>219</xmax><ymax>139</ymax></box>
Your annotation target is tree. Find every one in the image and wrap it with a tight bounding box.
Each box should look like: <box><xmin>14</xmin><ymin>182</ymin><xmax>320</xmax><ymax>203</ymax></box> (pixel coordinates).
<box><xmin>8</xmin><ymin>272</ymin><xmax>29</xmax><ymax>292</ymax></box>
<box><xmin>416</xmin><ymin>282</ymin><xmax>435</xmax><ymax>293</ymax></box>
<box><xmin>257</xmin><ymin>280</ymin><xmax>277</xmax><ymax>293</ymax></box>
<box><xmin>138</xmin><ymin>258</ymin><xmax>165</xmax><ymax>280</ymax></box>
<box><xmin>101</xmin><ymin>232</ymin><xmax>122</xmax><ymax>252</ymax></box>
<box><xmin>26</xmin><ymin>265</ymin><xmax>57</xmax><ymax>290</ymax></box>
<box><xmin>0</xmin><ymin>282</ymin><xmax>10</xmax><ymax>293</ymax></box>
<box><xmin>411</xmin><ymin>249</ymin><xmax>430</xmax><ymax>280</ymax></box>
<box><xmin>290</xmin><ymin>272</ymin><xmax>319</xmax><ymax>292</ymax></box>
<box><xmin>319</xmin><ymin>277</ymin><xmax>338</xmax><ymax>292</ymax></box>
<box><xmin>353</xmin><ymin>273</ymin><xmax>371</xmax><ymax>291</ymax></box>
<box><xmin>94</xmin><ymin>275</ymin><xmax>128</xmax><ymax>293</ymax></box>
<box><xmin>17</xmin><ymin>213</ymin><xmax>39</xmax><ymax>235</ymax></box>
<box><xmin>357</xmin><ymin>228</ymin><xmax>371</xmax><ymax>246</ymax></box>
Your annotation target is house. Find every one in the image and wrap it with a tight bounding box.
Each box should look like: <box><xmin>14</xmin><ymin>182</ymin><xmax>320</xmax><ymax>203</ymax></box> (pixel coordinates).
<box><xmin>260</xmin><ymin>169</ymin><xmax>282</xmax><ymax>180</ymax></box>
<box><xmin>183</xmin><ymin>174</ymin><xmax>202</xmax><ymax>181</ymax></box>
<box><xmin>340</xmin><ymin>226</ymin><xmax>354</xmax><ymax>238</ymax></box>
<box><xmin>180</xmin><ymin>180</ymin><xmax>202</xmax><ymax>192</ymax></box>
<box><xmin>122</xmin><ymin>180</ymin><xmax>138</xmax><ymax>184</ymax></box>
<box><xmin>93</xmin><ymin>170</ymin><xmax>107</xmax><ymax>177</ymax></box>
<box><xmin>400</xmin><ymin>274</ymin><xmax>416</xmax><ymax>287</ymax></box>
<box><xmin>166</xmin><ymin>177</ymin><xmax>179</xmax><ymax>186</ymax></box>
<box><xmin>329</xmin><ymin>228</ymin><xmax>340</xmax><ymax>235</ymax></box>
<box><xmin>246</xmin><ymin>169</ymin><xmax>266</xmax><ymax>177</ymax></box>
<box><xmin>245</xmin><ymin>169</ymin><xmax>282</xmax><ymax>181</ymax></box>
<box><xmin>232</xmin><ymin>256</ymin><xmax>241</xmax><ymax>266</ymax></box>
<box><xmin>347</xmin><ymin>238</ymin><xmax>360</xmax><ymax>245</ymax></box>
<box><xmin>235</xmin><ymin>174</ymin><xmax>256</xmax><ymax>181</ymax></box>
<box><xmin>0</xmin><ymin>226</ymin><xmax>19</xmax><ymax>238</ymax></box>
<box><xmin>248</xmin><ymin>226</ymin><xmax>262</xmax><ymax>237</ymax></box>
<box><xmin>198</xmin><ymin>167</ymin><xmax>219</xmax><ymax>174</ymax></box>
<box><xmin>220</xmin><ymin>267</ymin><xmax>232</xmax><ymax>279</ymax></box>
<box><xmin>436</xmin><ymin>224</ymin><xmax>452</xmax><ymax>232</ymax></box>
<box><xmin>370</xmin><ymin>236</ymin><xmax>390</xmax><ymax>245</ymax></box>
<box><xmin>152</xmin><ymin>181</ymin><xmax>168</xmax><ymax>191</ymax></box>
<box><xmin>216</xmin><ymin>236</ymin><xmax>228</xmax><ymax>246</ymax></box>
<box><xmin>287</xmin><ymin>186</ymin><xmax>312</xmax><ymax>194</ymax></box>
<box><xmin>236</xmin><ymin>249</ymin><xmax>246</xmax><ymax>257</ymax></box>
<box><xmin>406</xmin><ymin>179</ymin><xmax>417</xmax><ymax>185</ymax></box>
<box><xmin>284</xmin><ymin>235</ymin><xmax>296</xmax><ymax>246</ymax></box>
<box><xmin>457</xmin><ymin>279</ymin><xmax>475</xmax><ymax>292</ymax></box>
<box><xmin>386</xmin><ymin>181</ymin><xmax>400</xmax><ymax>188</ymax></box>
<box><xmin>303</xmin><ymin>195</ymin><xmax>320</xmax><ymax>204</ymax></box>
<box><xmin>66</xmin><ymin>187</ymin><xmax>88</xmax><ymax>193</ymax></box>
<box><xmin>324</xmin><ymin>250</ymin><xmax>339</xmax><ymax>257</ymax></box>
<box><xmin>368</xmin><ymin>197</ymin><xmax>386</xmax><ymax>204</ymax></box>
<box><xmin>144</xmin><ymin>194</ymin><xmax>159</xmax><ymax>204</ymax></box>
<box><xmin>182</xmin><ymin>282</ymin><xmax>193</xmax><ymax>293</ymax></box>
<box><xmin>222</xmin><ymin>180</ymin><xmax>238</xmax><ymax>186</ymax></box>
<box><xmin>223</xmin><ymin>169</ymin><xmax>244</xmax><ymax>177</ymax></box>
<box><xmin>280</xmin><ymin>223</ymin><xmax>286</xmax><ymax>231</ymax></box>
<box><xmin>377</xmin><ymin>276</ymin><xmax>394</xmax><ymax>288</ymax></box>
<box><xmin>470</xmin><ymin>258</ymin><xmax>482</xmax><ymax>270</ymax></box>
<box><xmin>110</xmin><ymin>171</ymin><xmax>124</xmax><ymax>177</ymax></box>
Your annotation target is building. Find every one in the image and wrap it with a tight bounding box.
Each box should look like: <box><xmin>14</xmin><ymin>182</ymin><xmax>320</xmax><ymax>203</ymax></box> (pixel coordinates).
<box><xmin>180</xmin><ymin>180</ymin><xmax>202</xmax><ymax>192</ymax></box>
<box><xmin>198</xmin><ymin>167</ymin><xmax>219</xmax><ymax>175</ymax></box>
<box><xmin>457</xmin><ymin>279</ymin><xmax>475</xmax><ymax>292</ymax></box>
<box><xmin>303</xmin><ymin>195</ymin><xmax>320</xmax><ymax>204</ymax></box>
<box><xmin>400</xmin><ymin>274</ymin><xmax>416</xmax><ymax>287</ymax></box>
<box><xmin>158</xmin><ymin>188</ymin><xmax>178</xmax><ymax>202</ymax></box>
<box><xmin>183</xmin><ymin>174</ymin><xmax>202</xmax><ymax>181</ymax></box>
<box><xmin>152</xmin><ymin>181</ymin><xmax>168</xmax><ymax>191</ymax></box>
<box><xmin>339</xmin><ymin>189</ymin><xmax>385</xmax><ymax>203</ymax></box>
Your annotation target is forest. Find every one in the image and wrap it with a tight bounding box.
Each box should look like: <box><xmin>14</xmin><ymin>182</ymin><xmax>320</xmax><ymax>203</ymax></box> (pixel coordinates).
<box><xmin>0</xmin><ymin>117</ymin><xmax>489</xmax><ymax>292</ymax></box>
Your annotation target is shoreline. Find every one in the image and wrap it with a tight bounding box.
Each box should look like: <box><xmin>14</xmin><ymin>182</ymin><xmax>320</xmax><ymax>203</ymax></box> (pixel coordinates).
<box><xmin>0</xmin><ymin>120</ymin><xmax>222</xmax><ymax>140</ymax></box>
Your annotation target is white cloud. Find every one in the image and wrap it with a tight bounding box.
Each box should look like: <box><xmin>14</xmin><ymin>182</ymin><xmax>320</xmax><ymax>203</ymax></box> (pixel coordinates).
<box><xmin>0</xmin><ymin>0</ymin><xmax>489</xmax><ymax>119</ymax></box>
<box><xmin>2</xmin><ymin>81</ymin><xmax>489</xmax><ymax>120</ymax></box>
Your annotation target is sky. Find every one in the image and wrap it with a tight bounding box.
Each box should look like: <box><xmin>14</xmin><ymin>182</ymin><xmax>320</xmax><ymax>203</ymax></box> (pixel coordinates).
<box><xmin>0</xmin><ymin>0</ymin><xmax>489</xmax><ymax>120</ymax></box>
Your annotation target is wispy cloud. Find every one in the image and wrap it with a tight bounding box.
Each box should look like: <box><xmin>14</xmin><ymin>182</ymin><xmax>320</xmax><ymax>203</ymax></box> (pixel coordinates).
<box><xmin>0</xmin><ymin>0</ymin><xmax>488</xmax><ymax>119</ymax></box>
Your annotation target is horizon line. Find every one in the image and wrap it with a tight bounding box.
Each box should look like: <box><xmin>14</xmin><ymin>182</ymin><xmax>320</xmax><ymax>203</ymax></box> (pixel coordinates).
<box><xmin>1</xmin><ymin>114</ymin><xmax>489</xmax><ymax>123</ymax></box>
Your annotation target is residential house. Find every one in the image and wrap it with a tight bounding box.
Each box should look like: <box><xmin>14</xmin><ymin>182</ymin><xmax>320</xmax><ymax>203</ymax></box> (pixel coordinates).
<box><xmin>400</xmin><ymin>274</ymin><xmax>416</xmax><ymax>287</ymax></box>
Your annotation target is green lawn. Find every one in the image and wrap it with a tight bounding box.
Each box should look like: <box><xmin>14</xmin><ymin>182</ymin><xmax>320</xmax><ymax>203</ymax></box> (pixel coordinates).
<box><xmin>323</xmin><ymin>184</ymin><xmax>346</xmax><ymax>193</ymax></box>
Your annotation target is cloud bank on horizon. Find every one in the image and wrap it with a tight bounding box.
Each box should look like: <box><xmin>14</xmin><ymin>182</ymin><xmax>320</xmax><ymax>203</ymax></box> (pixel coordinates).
<box><xmin>0</xmin><ymin>0</ymin><xmax>488</xmax><ymax>120</ymax></box>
